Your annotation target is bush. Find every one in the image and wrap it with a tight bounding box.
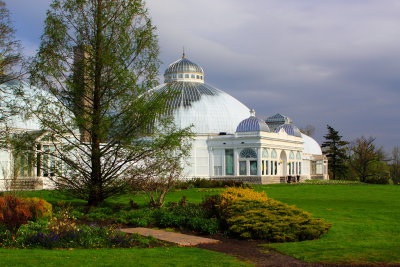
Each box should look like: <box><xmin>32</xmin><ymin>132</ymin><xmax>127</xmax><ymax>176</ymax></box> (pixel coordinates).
<box><xmin>0</xmin><ymin>195</ymin><xmax>32</xmax><ymax>232</ymax></box>
<box><xmin>116</xmin><ymin>209</ymin><xmax>156</xmax><ymax>227</ymax></box>
<box><xmin>0</xmin><ymin>196</ymin><xmax>52</xmax><ymax>232</ymax></box>
<box><xmin>175</xmin><ymin>178</ymin><xmax>252</xmax><ymax>189</ymax></box>
<box><xmin>203</xmin><ymin>187</ymin><xmax>331</xmax><ymax>242</ymax></box>
<box><xmin>10</xmin><ymin>221</ymin><xmax>160</xmax><ymax>249</ymax></box>
<box><xmin>23</xmin><ymin>198</ymin><xmax>52</xmax><ymax>220</ymax></box>
<box><xmin>153</xmin><ymin>203</ymin><xmax>219</xmax><ymax>235</ymax></box>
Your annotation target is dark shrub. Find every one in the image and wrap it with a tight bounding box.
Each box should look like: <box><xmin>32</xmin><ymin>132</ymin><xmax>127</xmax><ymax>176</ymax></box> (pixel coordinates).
<box><xmin>153</xmin><ymin>203</ymin><xmax>219</xmax><ymax>234</ymax></box>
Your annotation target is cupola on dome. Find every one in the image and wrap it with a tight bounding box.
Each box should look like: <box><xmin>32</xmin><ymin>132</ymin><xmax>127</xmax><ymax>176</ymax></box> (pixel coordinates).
<box><xmin>164</xmin><ymin>52</ymin><xmax>204</xmax><ymax>83</ymax></box>
<box><xmin>274</xmin><ymin>123</ymin><xmax>302</xmax><ymax>137</ymax></box>
<box><xmin>151</xmin><ymin>53</ymin><xmax>250</xmax><ymax>134</ymax></box>
<box><xmin>236</xmin><ymin>111</ymin><xmax>270</xmax><ymax>133</ymax></box>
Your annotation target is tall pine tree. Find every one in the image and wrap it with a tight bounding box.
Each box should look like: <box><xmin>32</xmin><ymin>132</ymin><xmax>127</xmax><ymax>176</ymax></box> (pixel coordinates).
<box><xmin>321</xmin><ymin>125</ymin><xmax>349</xmax><ymax>180</ymax></box>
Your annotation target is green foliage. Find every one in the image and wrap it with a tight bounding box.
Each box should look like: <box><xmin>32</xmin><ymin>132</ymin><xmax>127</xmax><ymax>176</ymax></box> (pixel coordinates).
<box><xmin>175</xmin><ymin>178</ymin><xmax>252</xmax><ymax>189</ymax></box>
<box><xmin>321</xmin><ymin>125</ymin><xmax>349</xmax><ymax>180</ymax></box>
<box><xmin>225</xmin><ymin>199</ymin><xmax>330</xmax><ymax>242</ymax></box>
<box><xmin>0</xmin><ymin>0</ymin><xmax>23</xmax><ymax>85</ymax></box>
<box><xmin>303</xmin><ymin>180</ymin><xmax>364</xmax><ymax>185</ymax></box>
<box><xmin>153</xmin><ymin>203</ymin><xmax>219</xmax><ymax>235</ymax></box>
<box><xmin>25</xmin><ymin>0</ymin><xmax>192</xmax><ymax>207</ymax></box>
<box><xmin>204</xmin><ymin>187</ymin><xmax>330</xmax><ymax>242</ymax></box>
<box><xmin>8</xmin><ymin>221</ymin><xmax>160</xmax><ymax>249</ymax></box>
<box><xmin>115</xmin><ymin>209</ymin><xmax>156</xmax><ymax>227</ymax></box>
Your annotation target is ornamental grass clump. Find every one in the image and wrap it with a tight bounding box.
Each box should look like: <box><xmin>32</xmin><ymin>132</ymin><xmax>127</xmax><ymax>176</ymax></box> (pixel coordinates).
<box><xmin>203</xmin><ymin>187</ymin><xmax>331</xmax><ymax>242</ymax></box>
<box><xmin>0</xmin><ymin>195</ymin><xmax>52</xmax><ymax>232</ymax></box>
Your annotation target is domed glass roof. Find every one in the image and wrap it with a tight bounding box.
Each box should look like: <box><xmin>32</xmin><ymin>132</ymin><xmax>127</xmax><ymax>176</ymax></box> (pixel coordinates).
<box><xmin>236</xmin><ymin>113</ymin><xmax>270</xmax><ymax>133</ymax></box>
<box><xmin>151</xmin><ymin>55</ymin><xmax>250</xmax><ymax>134</ymax></box>
<box><xmin>302</xmin><ymin>133</ymin><xmax>322</xmax><ymax>155</ymax></box>
<box><xmin>274</xmin><ymin>123</ymin><xmax>302</xmax><ymax>137</ymax></box>
<box><xmin>164</xmin><ymin>53</ymin><xmax>204</xmax><ymax>83</ymax></box>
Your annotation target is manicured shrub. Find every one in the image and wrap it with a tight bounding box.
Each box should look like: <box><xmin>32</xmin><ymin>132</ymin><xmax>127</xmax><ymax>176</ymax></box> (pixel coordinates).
<box><xmin>203</xmin><ymin>187</ymin><xmax>331</xmax><ymax>242</ymax></box>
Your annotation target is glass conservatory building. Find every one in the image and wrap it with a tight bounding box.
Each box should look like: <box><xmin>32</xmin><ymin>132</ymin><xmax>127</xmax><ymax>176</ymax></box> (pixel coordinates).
<box><xmin>0</xmin><ymin>53</ymin><xmax>328</xmax><ymax>190</ymax></box>
<box><xmin>150</xmin><ymin>53</ymin><xmax>328</xmax><ymax>183</ymax></box>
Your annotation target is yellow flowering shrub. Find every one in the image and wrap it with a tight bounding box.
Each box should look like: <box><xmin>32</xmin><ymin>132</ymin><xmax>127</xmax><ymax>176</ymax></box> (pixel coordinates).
<box><xmin>203</xmin><ymin>187</ymin><xmax>331</xmax><ymax>242</ymax></box>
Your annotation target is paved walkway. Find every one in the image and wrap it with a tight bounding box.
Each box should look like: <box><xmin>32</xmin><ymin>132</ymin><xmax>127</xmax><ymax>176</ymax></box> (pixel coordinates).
<box><xmin>121</xmin><ymin>227</ymin><xmax>220</xmax><ymax>246</ymax></box>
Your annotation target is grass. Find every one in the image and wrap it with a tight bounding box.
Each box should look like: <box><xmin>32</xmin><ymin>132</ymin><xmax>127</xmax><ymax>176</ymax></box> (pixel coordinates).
<box><xmin>4</xmin><ymin>184</ymin><xmax>400</xmax><ymax>265</ymax></box>
<box><xmin>255</xmin><ymin>184</ymin><xmax>400</xmax><ymax>264</ymax></box>
<box><xmin>0</xmin><ymin>247</ymin><xmax>250</xmax><ymax>267</ymax></box>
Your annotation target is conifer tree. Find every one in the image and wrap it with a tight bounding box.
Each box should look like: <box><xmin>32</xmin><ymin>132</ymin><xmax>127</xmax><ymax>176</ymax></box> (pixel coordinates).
<box><xmin>321</xmin><ymin>125</ymin><xmax>349</xmax><ymax>180</ymax></box>
<box><xmin>22</xmin><ymin>0</ymin><xmax>191</xmax><ymax>206</ymax></box>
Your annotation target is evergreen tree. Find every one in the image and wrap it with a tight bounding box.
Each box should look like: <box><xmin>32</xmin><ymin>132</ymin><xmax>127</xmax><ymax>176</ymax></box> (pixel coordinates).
<box><xmin>0</xmin><ymin>1</ymin><xmax>23</xmax><ymax>126</ymax></box>
<box><xmin>321</xmin><ymin>125</ymin><xmax>349</xmax><ymax>180</ymax></box>
<box><xmin>0</xmin><ymin>1</ymin><xmax>22</xmax><ymax>85</ymax></box>
<box><xmin>20</xmin><ymin>0</ymin><xmax>191</xmax><ymax>206</ymax></box>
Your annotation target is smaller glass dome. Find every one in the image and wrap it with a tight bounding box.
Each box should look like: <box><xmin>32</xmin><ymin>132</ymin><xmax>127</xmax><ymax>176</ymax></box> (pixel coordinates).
<box><xmin>274</xmin><ymin>124</ymin><xmax>302</xmax><ymax>137</ymax></box>
<box><xmin>236</xmin><ymin>112</ymin><xmax>270</xmax><ymax>133</ymax></box>
<box><xmin>164</xmin><ymin>52</ymin><xmax>204</xmax><ymax>83</ymax></box>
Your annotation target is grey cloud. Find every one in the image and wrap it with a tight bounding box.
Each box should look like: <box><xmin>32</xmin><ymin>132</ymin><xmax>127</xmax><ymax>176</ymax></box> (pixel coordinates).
<box><xmin>7</xmin><ymin>0</ymin><xmax>400</xmax><ymax>150</ymax></box>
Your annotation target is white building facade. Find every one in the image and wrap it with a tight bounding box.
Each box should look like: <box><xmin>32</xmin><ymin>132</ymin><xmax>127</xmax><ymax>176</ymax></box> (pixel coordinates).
<box><xmin>151</xmin><ymin>54</ymin><xmax>329</xmax><ymax>183</ymax></box>
<box><xmin>0</xmin><ymin>54</ymin><xmax>328</xmax><ymax>190</ymax></box>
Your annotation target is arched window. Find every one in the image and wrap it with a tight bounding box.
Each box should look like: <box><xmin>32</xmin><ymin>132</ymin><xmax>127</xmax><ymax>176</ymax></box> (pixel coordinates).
<box><xmin>240</xmin><ymin>148</ymin><xmax>257</xmax><ymax>158</ymax></box>
<box><xmin>185</xmin><ymin>74</ymin><xmax>189</xmax><ymax>78</ymax></box>
<box><xmin>289</xmin><ymin>151</ymin><xmax>295</xmax><ymax>160</ymax></box>
<box><xmin>191</xmin><ymin>74</ymin><xmax>195</xmax><ymax>78</ymax></box>
<box><xmin>271</xmin><ymin>149</ymin><xmax>277</xmax><ymax>159</ymax></box>
<box><xmin>296</xmin><ymin>152</ymin><xmax>302</xmax><ymax>160</ymax></box>
<box><xmin>262</xmin><ymin>148</ymin><xmax>269</xmax><ymax>158</ymax></box>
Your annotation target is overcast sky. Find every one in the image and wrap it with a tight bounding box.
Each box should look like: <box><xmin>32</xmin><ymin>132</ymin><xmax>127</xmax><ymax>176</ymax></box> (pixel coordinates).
<box><xmin>6</xmin><ymin>0</ymin><xmax>400</xmax><ymax>151</ymax></box>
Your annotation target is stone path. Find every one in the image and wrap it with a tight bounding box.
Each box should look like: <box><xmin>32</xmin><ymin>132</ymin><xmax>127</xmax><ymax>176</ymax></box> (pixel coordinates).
<box><xmin>120</xmin><ymin>227</ymin><xmax>220</xmax><ymax>246</ymax></box>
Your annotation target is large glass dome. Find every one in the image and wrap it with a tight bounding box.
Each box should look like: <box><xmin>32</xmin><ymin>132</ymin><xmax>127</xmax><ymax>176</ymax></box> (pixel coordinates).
<box><xmin>152</xmin><ymin>54</ymin><xmax>250</xmax><ymax>134</ymax></box>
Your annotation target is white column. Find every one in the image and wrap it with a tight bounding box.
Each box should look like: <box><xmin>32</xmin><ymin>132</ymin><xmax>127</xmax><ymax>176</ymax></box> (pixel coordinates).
<box><xmin>234</xmin><ymin>148</ymin><xmax>239</xmax><ymax>176</ymax></box>
<box><xmin>257</xmin><ymin>147</ymin><xmax>262</xmax><ymax>176</ymax></box>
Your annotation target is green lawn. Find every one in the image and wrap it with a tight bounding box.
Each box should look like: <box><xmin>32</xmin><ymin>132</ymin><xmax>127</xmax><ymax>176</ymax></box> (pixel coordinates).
<box><xmin>6</xmin><ymin>184</ymin><xmax>400</xmax><ymax>265</ymax></box>
<box><xmin>256</xmin><ymin>184</ymin><xmax>400</xmax><ymax>264</ymax></box>
<box><xmin>0</xmin><ymin>247</ymin><xmax>250</xmax><ymax>267</ymax></box>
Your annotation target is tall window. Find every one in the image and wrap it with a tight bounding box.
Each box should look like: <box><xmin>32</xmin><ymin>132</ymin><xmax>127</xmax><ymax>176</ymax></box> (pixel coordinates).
<box><xmin>239</xmin><ymin>161</ymin><xmax>246</xmax><ymax>175</ymax></box>
<box><xmin>250</xmin><ymin>161</ymin><xmax>257</xmax><ymax>175</ymax></box>
<box><xmin>225</xmin><ymin>149</ymin><xmax>234</xmax><ymax>175</ymax></box>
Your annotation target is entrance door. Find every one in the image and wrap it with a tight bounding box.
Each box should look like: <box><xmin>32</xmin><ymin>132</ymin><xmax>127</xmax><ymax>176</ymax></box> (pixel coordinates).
<box><xmin>279</xmin><ymin>150</ymin><xmax>287</xmax><ymax>177</ymax></box>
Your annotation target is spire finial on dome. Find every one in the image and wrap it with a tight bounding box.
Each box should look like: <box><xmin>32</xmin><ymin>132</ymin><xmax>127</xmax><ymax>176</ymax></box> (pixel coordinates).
<box><xmin>182</xmin><ymin>46</ymin><xmax>186</xmax><ymax>58</ymax></box>
<box><xmin>250</xmin><ymin>109</ymin><xmax>256</xmax><ymax>116</ymax></box>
